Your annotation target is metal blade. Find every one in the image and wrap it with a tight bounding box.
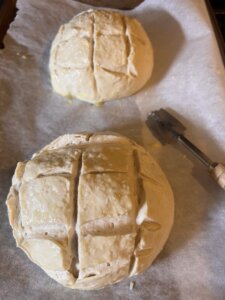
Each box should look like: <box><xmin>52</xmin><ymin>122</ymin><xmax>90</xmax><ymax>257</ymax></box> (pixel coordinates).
<box><xmin>146</xmin><ymin>109</ymin><xmax>214</xmax><ymax>168</ymax></box>
<box><xmin>146</xmin><ymin>109</ymin><xmax>186</xmax><ymax>144</ymax></box>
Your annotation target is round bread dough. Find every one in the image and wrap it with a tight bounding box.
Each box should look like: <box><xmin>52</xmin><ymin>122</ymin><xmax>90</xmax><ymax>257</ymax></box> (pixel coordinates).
<box><xmin>6</xmin><ymin>132</ymin><xmax>174</xmax><ymax>290</ymax></box>
<box><xmin>49</xmin><ymin>10</ymin><xmax>154</xmax><ymax>104</ymax></box>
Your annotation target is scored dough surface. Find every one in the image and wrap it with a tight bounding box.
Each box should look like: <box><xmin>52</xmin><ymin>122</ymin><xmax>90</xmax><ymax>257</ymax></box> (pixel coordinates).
<box><xmin>6</xmin><ymin>132</ymin><xmax>174</xmax><ymax>290</ymax></box>
<box><xmin>49</xmin><ymin>10</ymin><xmax>154</xmax><ymax>103</ymax></box>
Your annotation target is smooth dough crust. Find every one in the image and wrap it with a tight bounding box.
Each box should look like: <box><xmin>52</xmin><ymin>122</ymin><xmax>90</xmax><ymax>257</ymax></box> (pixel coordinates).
<box><xmin>49</xmin><ymin>10</ymin><xmax>154</xmax><ymax>103</ymax></box>
<box><xmin>6</xmin><ymin>132</ymin><xmax>174</xmax><ymax>290</ymax></box>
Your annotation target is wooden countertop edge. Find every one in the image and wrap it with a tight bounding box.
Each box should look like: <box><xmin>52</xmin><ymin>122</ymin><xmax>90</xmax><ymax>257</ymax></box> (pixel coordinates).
<box><xmin>0</xmin><ymin>0</ymin><xmax>17</xmax><ymax>47</ymax></box>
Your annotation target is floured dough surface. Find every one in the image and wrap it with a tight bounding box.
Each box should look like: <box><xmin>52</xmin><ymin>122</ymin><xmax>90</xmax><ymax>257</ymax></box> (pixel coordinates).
<box><xmin>49</xmin><ymin>10</ymin><xmax>154</xmax><ymax>103</ymax></box>
<box><xmin>6</xmin><ymin>132</ymin><xmax>174</xmax><ymax>290</ymax></box>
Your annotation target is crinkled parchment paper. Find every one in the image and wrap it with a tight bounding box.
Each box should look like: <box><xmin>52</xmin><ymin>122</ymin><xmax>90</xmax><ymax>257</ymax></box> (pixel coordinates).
<box><xmin>1</xmin><ymin>0</ymin><xmax>225</xmax><ymax>299</ymax></box>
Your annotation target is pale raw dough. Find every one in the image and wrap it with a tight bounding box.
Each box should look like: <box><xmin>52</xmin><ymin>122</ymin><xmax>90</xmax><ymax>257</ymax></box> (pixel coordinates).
<box><xmin>6</xmin><ymin>132</ymin><xmax>174</xmax><ymax>290</ymax></box>
<box><xmin>49</xmin><ymin>10</ymin><xmax>154</xmax><ymax>104</ymax></box>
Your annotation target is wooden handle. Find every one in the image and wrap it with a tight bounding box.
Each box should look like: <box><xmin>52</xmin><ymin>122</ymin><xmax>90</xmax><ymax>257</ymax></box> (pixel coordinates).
<box><xmin>210</xmin><ymin>163</ymin><xmax>225</xmax><ymax>190</ymax></box>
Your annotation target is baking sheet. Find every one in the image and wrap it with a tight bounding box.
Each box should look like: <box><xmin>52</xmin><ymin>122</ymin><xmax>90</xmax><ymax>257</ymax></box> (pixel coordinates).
<box><xmin>1</xmin><ymin>0</ymin><xmax>225</xmax><ymax>299</ymax></box>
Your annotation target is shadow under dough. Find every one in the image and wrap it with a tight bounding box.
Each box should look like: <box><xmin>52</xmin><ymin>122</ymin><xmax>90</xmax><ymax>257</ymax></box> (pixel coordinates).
<box><xmin>135</xmin><ymin>8</ymin><xmax>185</xmax><ymax>87</ymax></box>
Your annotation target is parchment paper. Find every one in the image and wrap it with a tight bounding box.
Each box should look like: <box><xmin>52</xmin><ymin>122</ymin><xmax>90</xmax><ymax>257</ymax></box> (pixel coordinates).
<box><xmin>1</xmin><ymin>0</ymin><xmax>225</xmax><ymax>299</ymax></box>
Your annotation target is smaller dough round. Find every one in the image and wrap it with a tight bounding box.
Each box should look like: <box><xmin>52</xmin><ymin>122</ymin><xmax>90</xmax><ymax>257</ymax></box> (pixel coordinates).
<box><xmin>49</xmin><ymin>10</ymin><xmax>154</xmax><ymax>104</ymax></box>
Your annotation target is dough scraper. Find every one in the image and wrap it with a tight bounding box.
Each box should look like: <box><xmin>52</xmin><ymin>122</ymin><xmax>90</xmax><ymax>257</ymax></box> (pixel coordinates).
<box><xmin>146</xmin><ymin>109</ymin><xmax>225</xmax><ymax>190</ymax></box>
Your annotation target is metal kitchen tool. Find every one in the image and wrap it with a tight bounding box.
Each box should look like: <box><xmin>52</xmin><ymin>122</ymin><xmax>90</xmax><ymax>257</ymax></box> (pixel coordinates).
<box><xmin>146</xmin><ymin>109</ymin><xmax>225</xmax><ymax>190</ymax></box>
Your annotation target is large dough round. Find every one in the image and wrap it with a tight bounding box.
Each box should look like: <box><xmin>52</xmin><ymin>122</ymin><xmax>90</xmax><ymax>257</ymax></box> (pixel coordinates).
<box><xmin>6</xmin><ymin>132</ymin><xmax>174</xmax><ymax>290</ymax></box>
<box><xmin>49</xmin><ymin>10</ymin><xmax>154</xmax><ymax>104</ymax></box>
